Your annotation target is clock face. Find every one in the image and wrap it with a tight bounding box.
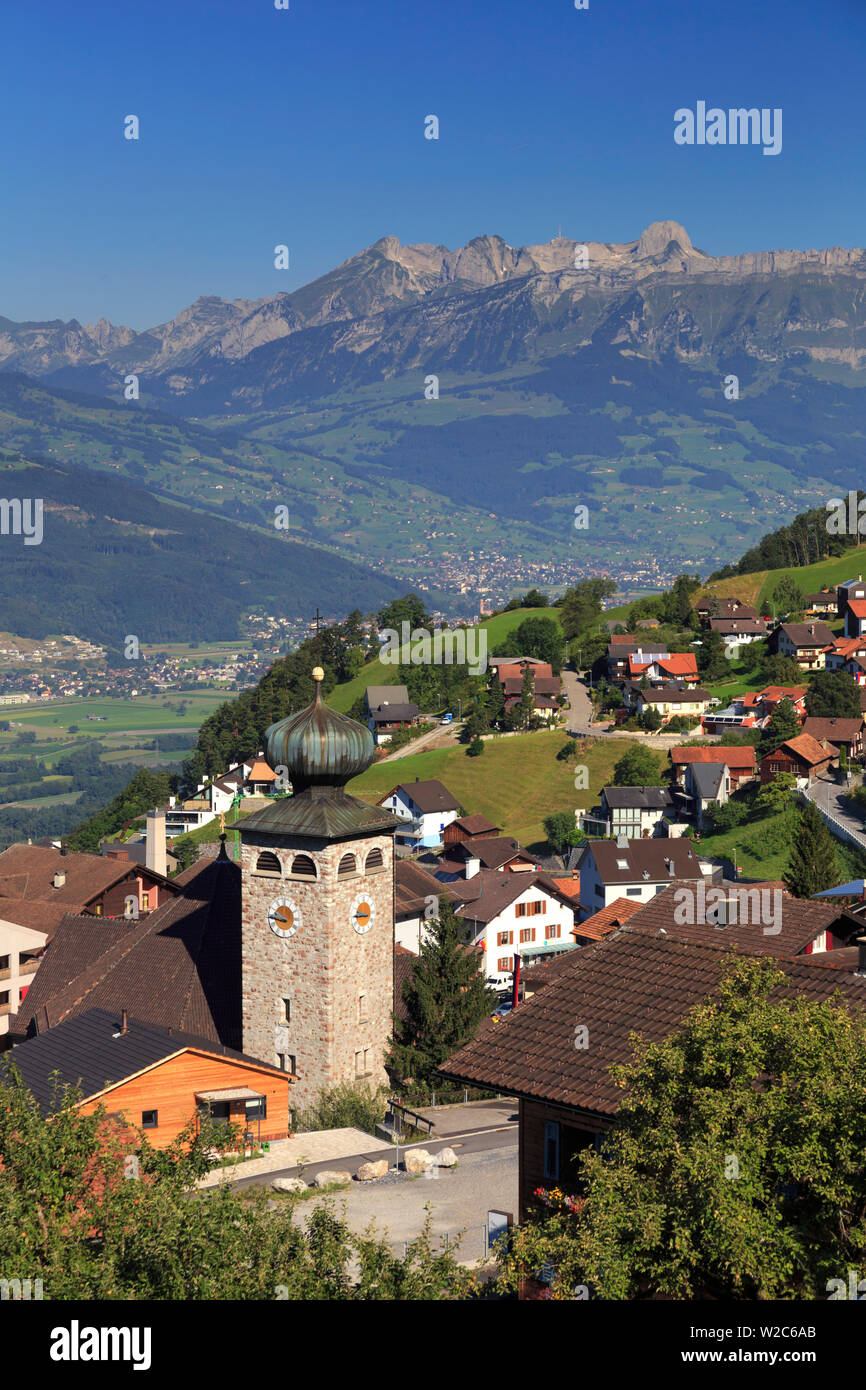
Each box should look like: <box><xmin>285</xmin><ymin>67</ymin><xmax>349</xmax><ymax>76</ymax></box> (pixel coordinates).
<box><xmin>351</xmin><ymin>895</ymin><xmax>375</xmax><ymax>935</ymax></box>
<box><xmin>268</xmin><ymin>898</ymin><xmax>299</xmax><ymax>939</ymax></box>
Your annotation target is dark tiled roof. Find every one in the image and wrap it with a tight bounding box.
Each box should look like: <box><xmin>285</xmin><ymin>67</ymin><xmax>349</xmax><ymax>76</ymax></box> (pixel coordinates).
<box><xmin>386</xmin><ymin>780</ymin><xmax>461</xmax><ymax>814</ymax></box>
<box><xmin>456</xmin><ymin>870</ymin><xmax>576</xmax><ymax>927</ymax></box>
<box><xmin>777</xmin><ymin>621</ymin><xmax>834</xmax><ymax>647</ymax></box>
<box><xmin>601</xmin><ymin>786</ymin><xmax>673</xmax><ymax>811</ymax></box>
<box><xmin>370</xmin><ymin>703</ymin><xmax>420</xmax><ymax>723</ymax></box>
<box><xmin>0</xmin><ymin>843</ymin><xmax>172</xmax><ymax>908</ymax></box>
<box><xmin>440</xmin><ymin>930</ymin><xmax>866</xmax><ymax>1115</ymax></box>
<box><xmin>235</xmin><ymin>788</ymin><xmax>401</xmax><ymax>842</ymax></box>
<box><xmin>801</xmin><ymin>717</ymin><xmax>864</xmax><ymax>744</ymax></box>
<box><xmin>452</xmin><ymin>836</ymin><xmax>532</xmax><ymax>870</ymax></box>
<box><xmin>625</xmin><ymin>881</ymin><xmax>848</xmax><ymax>956</ymax></box>
<box><xmin>0</xmin><ymin>897</ymin><xmax>72</xmax><ymax>939</ymax></box>
<box><xmin>4</xmin><ymin>1008</ymin><xmax>286</xmax><ymax>1115</ymax></box>
<box><xmin>395</xmin><ymin>860</ymin><xmax>460</xmax><ymax>915</ymax></box>
<box><xmin>10</xmin><ymin>857</ymin><xmax>244</xmax><ymax>1050</ymax></box>
<box><xmin>586</xmin><ymin>838</ymin><xmax>705</xmax><ymax>886</ymax></box>
<box><xmin>452</xmin><ymin>814</ymin><xmax>501</xmax><ymax>836</ymax></box>
<box><xmin>710</xmin><ymin>618</ymin><xmax>767</xmax><ymax>635</ymax></box>
<box><xmin>641</xmin><ymin>686</ymin><xmax>711</xmax><ymax>704</ymax></box>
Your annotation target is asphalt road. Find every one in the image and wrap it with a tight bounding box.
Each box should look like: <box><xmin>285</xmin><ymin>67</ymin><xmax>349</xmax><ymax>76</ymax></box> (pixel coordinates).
<box><xmin>230</xmin><ymin>1112</ymin><xmax>519</xmax><ymax>1191</ymax></box>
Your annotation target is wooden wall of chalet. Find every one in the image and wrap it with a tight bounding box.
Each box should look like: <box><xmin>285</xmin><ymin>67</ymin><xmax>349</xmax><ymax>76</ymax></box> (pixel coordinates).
<box><xmin>77</xmin><ymin>1049</ymin><xmax>291</xmax><ymax>1149</ymax></box>
<box><xmin>518</xmin><ymin>1097</ymin><xmax>603</xmax><ymax>1222</ymax></box>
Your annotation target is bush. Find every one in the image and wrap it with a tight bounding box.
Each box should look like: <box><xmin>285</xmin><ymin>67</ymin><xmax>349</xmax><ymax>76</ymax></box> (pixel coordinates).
<box><xmin>466</xmin><ymin>737</ymin><xmax>484</xmax><ymax>757</ymax></box>
<box><xmin>706</xmin><ymin>800</ymin><xmax>750</xmax><ymax>832</ymax></box>
<box><xmin>295</xmin><ymin>1079</ymin><xmax>390</xmax><ymax>1136</ymax></box>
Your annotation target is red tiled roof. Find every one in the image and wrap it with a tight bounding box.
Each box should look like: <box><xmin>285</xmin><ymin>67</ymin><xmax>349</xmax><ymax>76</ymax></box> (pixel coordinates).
<box><xmin>573</xmin><ymin>896</ymin><xmax>643</xmax><ymax>940</ymax></box>
<box><xmin>670</xmin><ymin>746</ymin><xmax>756</xmax><ymax>768</ymax></box>
<box><xmin>845</xmin><ymin>600</ymin><xmax>866</xmax><ymax>618</ymax></box>
<box><xmin>768</xmin><ymin>732</ymin><xmax>834</xmax><ymax>766</ymax></box>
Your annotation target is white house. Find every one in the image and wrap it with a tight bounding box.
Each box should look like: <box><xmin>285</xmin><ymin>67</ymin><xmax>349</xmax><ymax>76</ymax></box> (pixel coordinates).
<box><xmin>575</xmin><ymin>836</ymin><xmax>711</xmax><ymax>920</ymax></box>
<box><xmin>456</xmin><ymin>871</ymin><xmax>578</xmax><ymax>986</ymax></box>
<box><xmin>582</xmin><ymin>786</ymin><xmax>674</xmax><ymax>839</ymax></box>
<box><xmin>0</xmin><ymin>914</ymin><xmax>49</xmax><ymax>1037</ymax></box>
<box><xmin>377</xmin><ymin>779</ymin><xmax>461</xmax><ymax>849</ymax></box>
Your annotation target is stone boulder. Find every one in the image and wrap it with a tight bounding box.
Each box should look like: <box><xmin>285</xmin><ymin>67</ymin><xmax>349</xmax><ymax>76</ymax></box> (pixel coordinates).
<box><xmin>313</xmin><ymin>1169</ymin><xmax>352</xmax><ymax>1188</ymax></box>
<box><xmin>272</xmin><ymin>1177</ymin><xmax>307</xmax><ymax>1194</ymax></box>
<box><xmin>436</xmin><ymin>1147</ymin><xmax>458</xmax><ymax>1168</ymax></box>
<box><xmin>357</xmin><ymin>1159</ymin><xmax>389</xmax><ymax>1182</ymax></box>
<box><xmin>404</xmin><ymin>1148</ymin><xmax>435</xmax><ymax>1175</ymax></box>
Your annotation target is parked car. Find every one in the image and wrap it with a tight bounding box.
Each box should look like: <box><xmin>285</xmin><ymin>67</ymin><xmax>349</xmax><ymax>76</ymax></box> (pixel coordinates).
<box><xmin>440</xmin><ymin>714</ymin><xmax>453</xmax><ymax>724</ymax></box>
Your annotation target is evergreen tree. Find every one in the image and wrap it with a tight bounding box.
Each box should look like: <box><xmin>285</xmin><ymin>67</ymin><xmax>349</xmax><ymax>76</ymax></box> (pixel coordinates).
<box><xmin>518</xmin><ymin>664</ymin><xmax>534</xmax><ymax>728</ymax></box>
<box><xmin>756</xmin><ymin>697</ymin><xmax>801</xmax><ymax>761</ymax></box>
<box><xmin>697</xmin><ymin>627</ymin><xmax>728</xmax><ymax>681</ymax></box>
<box><xmin>783</xmin><ymin>799</ymin><xmax>839</xmax><ymax>898</ymax></box>
<box><xmin>806</xmin><ymin>670</ymin><xmax>862</xmax><ymax>719</ymax></box>
<box><xmin>387</xmin><ymin>898</ymin><xmax>494</xmax><ymax>1088</ymax></box>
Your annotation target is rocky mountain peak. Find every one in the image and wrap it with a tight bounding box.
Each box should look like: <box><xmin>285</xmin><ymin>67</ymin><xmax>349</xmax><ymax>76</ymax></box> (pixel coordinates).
<box><xmin>636</xmin><ymin>220</ymin><xmax>694</xmax><ymax>257</ymax></box>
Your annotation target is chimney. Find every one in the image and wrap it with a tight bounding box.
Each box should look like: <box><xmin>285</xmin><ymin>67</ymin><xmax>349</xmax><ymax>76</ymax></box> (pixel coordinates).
<box><xmin>465</xmin><ymin>856</ymin><xmax>480</xmax><ymax>880</ymax></box>
<box><xmin>616</xmin><ymin>833</ymin><xmax>629</xmax><ymax>848</ymax></box>
<box><xmin>666</xmin><ymin>858</ymin><xmax>675</xmax><ymax>877</ymax></box>
<box><xmin>856</xmin><ymin>937</ymin><xmax>866</xmax><ymax>978</ymax></box>
<box><xmin>52</xmin><ymin>870</ymin><xmax>66</xmax><ymax>890</ymax></box>
<box><xmin>121</xmin><ymin>1009</ymin><xmax>128</xmax><ymax>1034</ymax></box>
<box><xmin>146</xmin><ymin>807</ymin><xmax>167</xmax><ymax>878</ymax></box>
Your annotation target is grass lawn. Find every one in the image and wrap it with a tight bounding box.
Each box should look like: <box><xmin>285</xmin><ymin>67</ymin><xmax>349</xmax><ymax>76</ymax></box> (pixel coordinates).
<box><xmin>699</xmin><ymin>543</ymin><xmax>866</xmax><ymax>612</ymax></box>
<box><xmin>694</xmin><ymin>806</ymin><xmax>866</xmax><ymax>882</ymax></box>
<box><xmin>347</xmin><ymin>729</ymin><xmax>640</xmax><ymax>851</ymax></box>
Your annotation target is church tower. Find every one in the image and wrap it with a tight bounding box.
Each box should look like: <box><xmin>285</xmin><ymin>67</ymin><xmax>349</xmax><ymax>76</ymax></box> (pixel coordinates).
<box><xmin>234</xmin><ymin>668</ymin><xmax>400</xmax><ymax>1112</ymax></box>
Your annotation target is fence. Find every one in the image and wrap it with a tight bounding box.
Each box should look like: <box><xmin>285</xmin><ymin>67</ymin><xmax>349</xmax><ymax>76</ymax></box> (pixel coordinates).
<box><xmin>799</xmin><ymin>788</ymin><xmax>866</xmax><ymax>853</ymax></box>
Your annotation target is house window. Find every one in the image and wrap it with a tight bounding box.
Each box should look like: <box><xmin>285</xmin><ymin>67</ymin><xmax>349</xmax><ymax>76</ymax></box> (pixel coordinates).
<box><xmin>497</xmin><ymin>930</ymin><xmax>513</xmax><ymax>947</ymax></box>
<box><xmin>530</xmin><ymin>901</ymin><xmax>544</xmax><ymax>916</ymax></box>
<box><xmin>546</xmin><ymin>923</ymin><xmax>561</xmax><ymax>940</ymax></box>
<box><xmin>337</xmin><ymin>853</ymin><xmax>357</xmax><ymax>878</ymax></box>
<box><xmin>497</xmin><ymin>956</ymin><xmax>513</xmax><ymax>973</ymax></box>
<box><xmin>365</xmin><ymin>848</ymin><xmax>384</xmax><ymax>873</ymax></box>
<box><xmin>0</xmin><ymin>955</ymin><xmax>8</xmax><ymax>974</ymax></box>
<box><xmin>515</xmin><ymin>903</ymin><xmax>527</xmax><ymax>918</ymax></box>
<box><xmin>141</xmin><ymin>1110</ymin><xmax>158</xmax><ymax>1129</ymax></box>
<box><xmin>141</xmin><ymin>891</ymin><xmax>150</xmax><ymax>910</ymax></box>
<box><xmin>283</xmin><ymin>998</ymin><xmax>291</xmax><ymax>1023</ymax></box>
<box><xmin>519</xmin><ymin>928</ymin><xmax>535</xmax><ymax>944</ymax></box>
<box><xmin>355</xmin><ymin>1050</ymin><xmax>364</xmax><ymax>1076</ymax></box>
<box><xmin>255</xmin><ymin>850</ymin><xmax>282</xmax><ymax>876</ymax></box>
<box><xmin>290</xmin><ymin>854</ymin><xmax>317</xmax><ymax>879</ymax></box>
<box><xmin>245</xmin><ymin>1097</ymin><xmax>266</xmax><ymax>1121</ymax></box>
<box><xmin>543</xmin><ymin>1121</ymin><xmax>560</xmax><ymax>1180</ymax></box>
<box><xmin>358</xmin><ymin>993</ymin><xmax>367</xmax><ymax>1023</ymax></box>
<box><xmin>626</xmin><ymin>887</ymin><xmax>642</xmax><ymax>896</ymax></box>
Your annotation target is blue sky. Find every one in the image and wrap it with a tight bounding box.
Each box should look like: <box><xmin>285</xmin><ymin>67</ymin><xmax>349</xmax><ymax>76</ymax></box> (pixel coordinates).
<box><xmin>1</xmin><ymin>0</ymin><xmax>864</xmax><ymax>328</ymax></box>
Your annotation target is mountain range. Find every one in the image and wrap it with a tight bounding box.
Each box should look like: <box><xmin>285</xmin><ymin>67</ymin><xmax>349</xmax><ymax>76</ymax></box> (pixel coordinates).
<box><xmin>2</xmin><ymin>220</ymin><xmax>866</xmax><ymax>612</ymax></box>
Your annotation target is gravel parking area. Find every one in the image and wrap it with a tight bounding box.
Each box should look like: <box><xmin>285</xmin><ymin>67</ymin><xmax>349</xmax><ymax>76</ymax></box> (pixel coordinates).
<box><xmin>290</xmin><ymin>1142</ymin><xmax>518</xmax><ymax>1263</ymax></box>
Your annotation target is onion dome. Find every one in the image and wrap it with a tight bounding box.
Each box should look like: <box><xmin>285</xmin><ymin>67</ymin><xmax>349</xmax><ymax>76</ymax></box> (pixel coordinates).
<box><xmin>265</xmin><ymin>667</ymin><xmax>374</xmax><ymax>793</ymax></box>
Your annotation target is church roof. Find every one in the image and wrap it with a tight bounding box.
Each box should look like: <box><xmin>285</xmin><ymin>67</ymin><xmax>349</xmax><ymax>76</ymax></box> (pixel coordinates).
<box><xmin>233</xmin><ymin>788</ymin><xmax>401</xmax><ymax>843</ymax></box>
<box><xmin>265</xmin><ymin>669</ymin><xmax>375</xmax><ymax>792</ymax></box>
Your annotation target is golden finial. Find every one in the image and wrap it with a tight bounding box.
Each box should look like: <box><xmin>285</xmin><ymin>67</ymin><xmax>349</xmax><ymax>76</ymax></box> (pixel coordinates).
<box><xmin>219</xmin><ymin>811</ymin><xmax>226</xmax><ymax>833</ymax></box>
<box><xmin>312</xmin><ymin>666</ymin><xmax>324</xmax><ymax>683</ymax></box>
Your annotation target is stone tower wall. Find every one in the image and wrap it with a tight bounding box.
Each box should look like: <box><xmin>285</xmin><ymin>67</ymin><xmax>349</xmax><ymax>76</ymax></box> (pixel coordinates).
<box><xmin>240</xmin><ymin>831</ymin><xmax>393</xmax><ymax>1115</ymax></box>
